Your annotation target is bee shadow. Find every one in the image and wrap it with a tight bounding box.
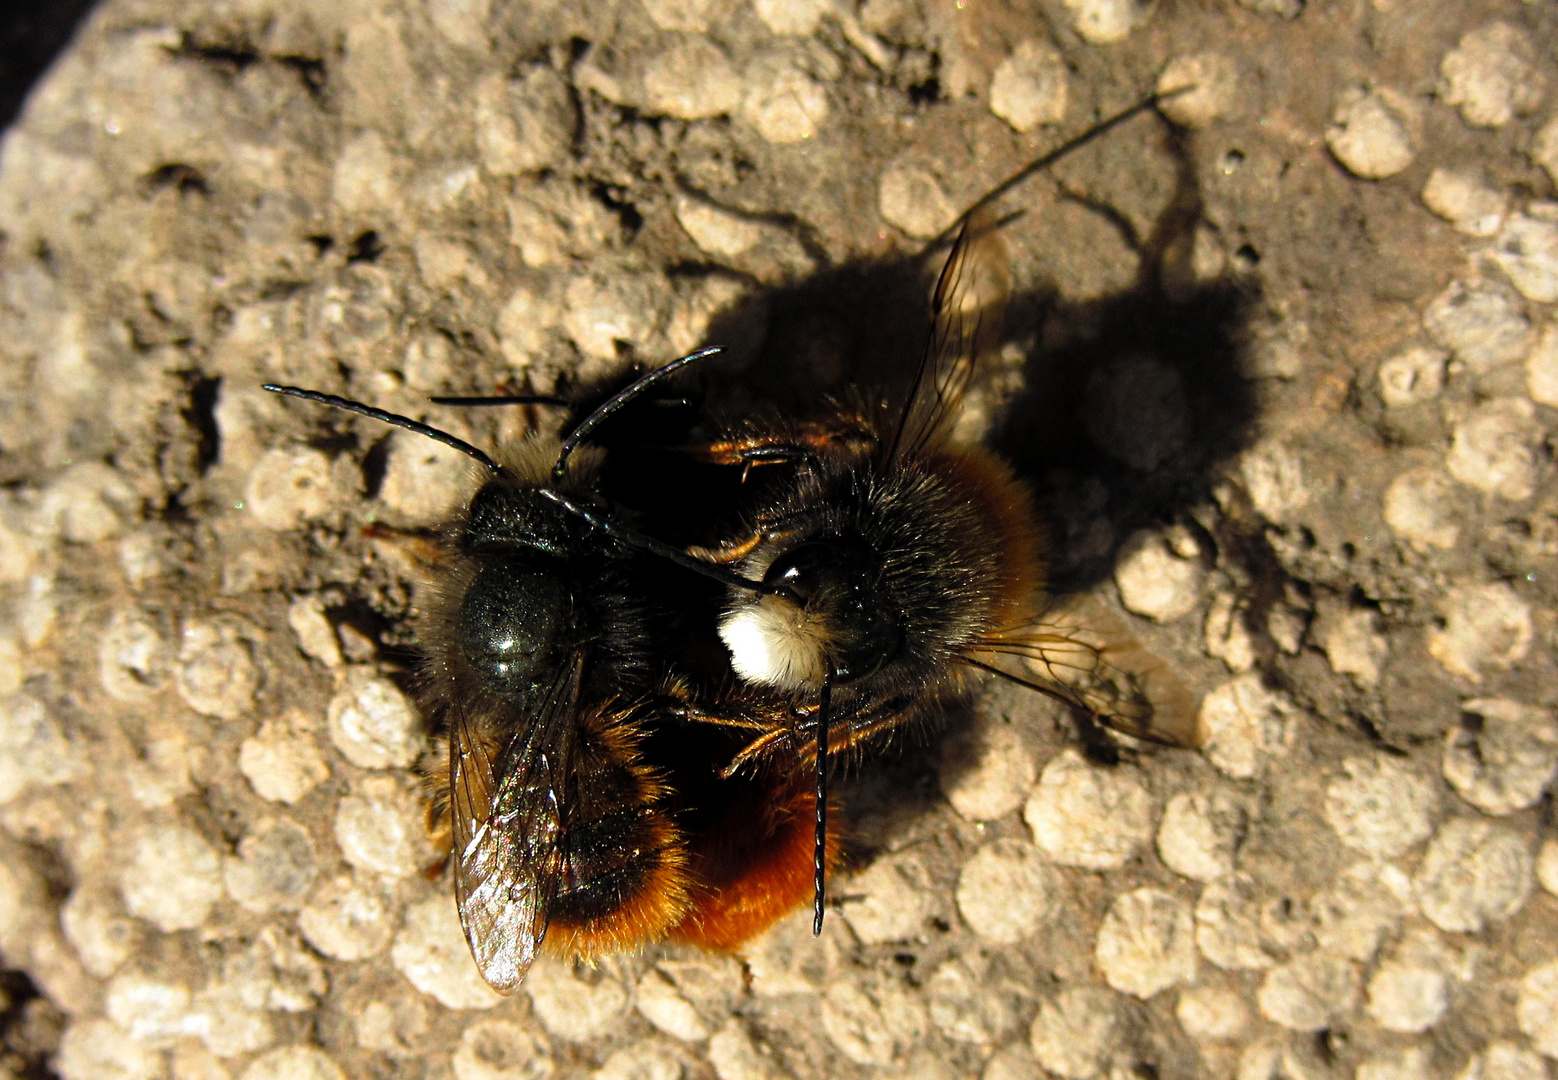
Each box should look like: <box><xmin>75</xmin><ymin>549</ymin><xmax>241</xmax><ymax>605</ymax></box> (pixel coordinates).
<box><xmin>691</xmin><ymin>120</ymin><xmax>1261</xmax><ymax>853</ymax></box>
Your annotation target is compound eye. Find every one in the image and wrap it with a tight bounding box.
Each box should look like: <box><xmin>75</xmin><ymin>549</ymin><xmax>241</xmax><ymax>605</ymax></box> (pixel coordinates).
<box><xmin>763</xmin><ymin>540</ymin><xmax>842</xmax><ymax>602</ymax></box>
<box><xmin>760</xmin><ymin>538</ymin><xmax>900</xmax><ymax>683</ymax></box>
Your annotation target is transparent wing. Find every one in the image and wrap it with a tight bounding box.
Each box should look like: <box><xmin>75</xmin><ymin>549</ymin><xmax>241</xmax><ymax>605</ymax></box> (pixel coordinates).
<box><xmin>886</xmin><ymin>206</ymin><xmax>1011</xmax><ymax>463</ymax></box>
<box><xmin>970</xmin><ymin>593</ymin><xmax>1199</xmax><ymax>748</ymax></box>
<box><xmin>448</xmin><ymin>654</ymin><xmax>583</xmax><ymax>993</ymax></box>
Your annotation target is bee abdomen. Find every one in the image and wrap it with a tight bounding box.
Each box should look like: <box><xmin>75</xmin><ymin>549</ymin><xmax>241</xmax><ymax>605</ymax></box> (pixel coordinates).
<box><xmin>546</xmin><ymin>708</ymin><xmax>693</xmax><ymax>955</ymax></box>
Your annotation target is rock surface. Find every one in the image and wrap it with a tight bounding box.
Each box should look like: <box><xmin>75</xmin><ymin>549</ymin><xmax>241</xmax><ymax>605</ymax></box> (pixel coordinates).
<box><xmin>1</xmin><ymin>2</ymin><xmax>1556</xmax><ymax>1080</ymax></box>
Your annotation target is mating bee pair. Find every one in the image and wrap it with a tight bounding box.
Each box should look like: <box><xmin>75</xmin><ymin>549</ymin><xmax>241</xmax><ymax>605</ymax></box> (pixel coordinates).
<box><xmin>267</xmin><ymin>156</ymin><xmax>1195</xmax><ymax>995</ymax></box>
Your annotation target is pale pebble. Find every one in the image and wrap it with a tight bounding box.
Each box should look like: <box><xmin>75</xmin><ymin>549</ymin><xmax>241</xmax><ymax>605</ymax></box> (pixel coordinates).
<box><xmin>327</xmin><ymin>669</ymin><xmax>424</xmax><ymax>770</ymax></box>
<box><xmin>0</xmin><ymin>692</ymin><xmax>83</xmax><ymax>803</ymax></box>
<box><xmin>1378</xmin><ymin>346</ymin><xmax>1447</xmax><ymax>408</ymax></box>
<box><xmin>841</xmin><ymin>851</ymin><xmax>931</xmax><ymax>944</ymax></box>
<box><xmin>1194</xmin><ymin>872</ymin><xmax>1281</xmax><ymax>971</ymax></box>
<box><xmin>1311</xmin><ymin>864</ymin><xmax>1408</xmax><ymax>964</ymax></box>
<box><xmin>240</xmin><ymin>713</ymin><xmax>331</xmax><ymax>805</ymax></box>
<box><xmin>1444</xmin><ymin>698</ymin><xmax>1558</xmax><ymax>815</ymax></box>
<box><xmin>1197</xmin><ymin>672</ymin><xmax>1301</xmax><ymax>779</ymax></box>
<box><xmin>1517</xmin><ymin>962</ymin><xmax>1558</xmax><ymax>1055</ymax></box>
<box><xmin>526</xmin><ymin>958</ymin><xmax>631</xmax><ymax>1041</ymax></box>
<box><xmin>926</xmin><ymin>960</ymin><xmax>1019</xmax><ymax>1046</ymax></box>
<box><xmin>355</xmin><ymin>998</ymin><xmax>428</xmax><ymax>1058</ymax></box>
<box><xmin>1156</xmin><ymin>789</ymin><xmax>1247</xmax><ymax>882</ymax></box>
<box><xmin>563</xmin><ymin>273</ymin><xmax>666</xmax><ymax>362</ymax></box>
<box><xmin>474</xmin><ymin>67</ymin><xmax>575</xmax><ymax>176</ymax></box>
<box><xmin>1357</xmin><ymin>1048</ymin><xmax>1432</xmax><ymax>1080</ymax></box>
<box><xmin>1426</xmin><ymin>581</ymin><xmax>1532</xmax><ymax>682</ymax></box>
<box><xmin>1493</xmin><ymin>211</ymin><xmax>1558</xmax><ymax>304</ymax></box>
<box><xmin>223</xmin><ymin>817</ymin><xmax>317</xmax><ymax>914</ymax></box>
<box><xmin>955</xmin><ymin>839</ymin><xmax>1058</xmax><ymax>944</ymax></box>
<box><xmin>878</xmin><ymin>163</ymin><xmax>956</xmax><ymax>241</ymax></box>
<box><xmin>333</xmin><ymin>133</ymin><xmax>402</xmax><ymax>213</ymax></box>
<box><xmin>1415</xmin><ymin>817</ymin><xmax>1533</xmax><ymax>933</ymax></box>
<box><xmin>1322</xmin><ymin>755</ymin><xmax>1436</xmax><ymax>859</ymax></box>
<box><xmin>1024</xmin><ymin>749</ymin><xmax>1153</xmax><ymax>870</ymax></box>
<box><xmin>105</xmin><ymin>973</ymin><xmax>192</xmax><ymax>1044</ymax></box>
<box><xmin>821</xmin><ymin>973</ymin><xmax>928</xmax><ymax>1066</ymax></box>
<box><xmin>1156</xmin><ymin>53</ymin><xmax>1238</xmax><ymax>128</ymax></box>
<box><xmin>1384</xmin><ymin>468</ymin><xmax>1462</xmax><ymax>551</ymax></box>
<box><xmin>1535</xmin><ymin>116</ymin><xmax>1558</xmax><ymax>188</ymax></box>
<box><xmin>172</xmin><ymin>1043</ymin><xmax>232</xmax><ymax>1080</ymax></box>
<box><xmin>753</xmin><ymin>0</ymin><xmax>828</xmax><ymax>35</ymax></box>
<box><xmin>644</xmin><ymin>38</ymin><xmax>742</xmax><ymax>120</ymax></box>
<box><xmin>1204</xmin><ymin>591</ymin><xmax>1257</xmax><ymax>672</ymax></box>
<box><xmin>451</xmin><ymin>1018</ymin><xmax>553</xmax><ymax>1080</ymax></box>
<box><xmin>1059</xmin><ymin>0</ymin><xmax>1147</xmax><ymax>44</ymax></box>
<box><xmin>176</xmin><ymin>617</ymin><xmax>260</xmax><ymax>720</ymax></box>
<box><xmin>1175</xmin><ymin>986</ymin><xmax>1250</xmax><ymax>1041</ymax></box>
<box><xmin>1322</xmin><ymin>607</ymin><xmax>1388</xmax><ymax>687</ymax></box>
<box><xmin>938</xmin><ymin>717</ymin><xmax>1038</xmax><ymax>822</ymax></box>
<box><xmin>245</xmin><ymin>447</ymin><xmax>345</xmax><ymax>531</ymax></box>
<box><xmin>1440</xmin><ymin>21</ymin><xmax>1546</xmax><ymax>129</ymax></box>
<box><xmin>1539</xmin><ymin>838</ymin><xmax>1558</xmax><ymax>896</ymax></box>
<box><xmin>1256</xmin><ymin>953</ymin><xmax>1360</xmax><ymax>1031</ymax></box>
<box><xmin>1422</xmin><ymin>168</ymin><xmax>1508</xmax><ymax>237</ymax></box>
<box><xmin>1423</xmin><ymin>281</ymin><xmax>1531</xmax><ymax>371</ymax></box>
<box><xmin>1094</xmin><ymin>888</ymin><xmax>1197</xmax><ymax>999</ymax></box>
<box><xmin>239</xmin><ymin>1047</ymin><xmax>345</xmax><ymax>1080</ymax></box>
<box><xmin>334</xmin><ymin>774</ymin><xmax>429</xmax><ymax>879</ymax></box>
<box><xmin>641</xmin><ymin>0</ymin><xmax>724</xmax><ymax>31</ymax></box>
<box><xmin>1326</xmin><ymin>86</ymin><xmax>1419</xmax><ymax>180</ymax></box>
<box><xmin>741</xmin><ymin>53</ymin><xmax>828</xmax><ymax>144</ymax></box>
<box><xmin>286</xmin><ymin>596</ymin><xmax>342</xmax><ymax>668</ymax></box>
<box><xmin>705</xmin><ymin>1020</ymin><xmax>779</xmax><ymax>1080</ymax></box>
<box><xmin>35</xmin><ymin>462</ymin><xmax>138</xmax><ymax>544</ymax></box>
<box><xmin>741</xmin><ymin>906</ymin><xmax>828</xmax><ymax>996</ymax></box>
<box><xmin>119</xmin><ymin>820</ymin><xmax>225</xmax><ymax>933</ymax></box>
<box><xmin>56</xmin><ymin>1019</ymin><xmax>164</xmax><ymax>1080</ymax></box>
<box><xmin>1113</xmin><ymin>528</ymin><xmax>1204</xmax><ymax>622</ymax></box>
<box><xmin>298</xmin><ymin>874</ymin><xmax>398</xmax><ymax>961</ymax></box>
<box><xmin>636</xmin><ymin>969</ymin><xmax>707</xmax><ymax>1042</ymax></box>
<box><xmin>982</xmin><ymin>1044</ymin><xmax>1042</xmax><ymax>1080</ymax></box>
<box><xmin>61</xmin><ymin>884</ymin><xmax>143</xmax><ymax>978</ymax></box>
<box><xmin>379</xmin><ymin>430</ymin><xmax>470</xmax><ymax>524</ymax></box>
<box><xmin>391</xmin><ymin>896</ymin><xmax>503</xmax><ymax>1010</ymax></box>
<box><xmin>675</xmin><ymin>198</ymin><xmax>765</xmax><ymax>259</ymax></box>
<box><xmin>1238</xmin><ymin>439</ymin><xmax>1309</xmax><ymax>522</ymax></box>
<box><xmin>1527</xmin><ymin>322</ymin><xmax>1558</xmax><ymax>407</ymax></box>
<box><xmin>1366</xmin><ymin>961</ymin><xmax>1448</xmax><ymax>1033</ymax></box>
<box><xmin>1457</xmin><ymin>1043</ymin><xmax>1550</xmax><ymax>1080</ymax></box>
<box><xmin>989</xmin><ymin>40</ymin><xmax>1068</xmax><ymax>133</ymax></box>
<box><xmin>593</xmin><ymin>1043</ymin><xmax>682</xmax><ymax>1080</ymax></box>
<box><xmin>1028</xmin><ymin>987</ymin><xmax>1119</xmax><ymax>1080</ymax></box>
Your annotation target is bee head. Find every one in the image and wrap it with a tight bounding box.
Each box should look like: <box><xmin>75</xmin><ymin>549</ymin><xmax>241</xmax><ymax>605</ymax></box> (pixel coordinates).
<box><xmin>718</xmin><ymin>535</ymin><xmax>903</xmax><ymax>692</ymax></box>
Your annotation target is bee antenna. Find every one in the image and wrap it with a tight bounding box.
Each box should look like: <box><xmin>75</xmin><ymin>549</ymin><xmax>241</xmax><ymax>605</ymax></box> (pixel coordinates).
<box><xmin>262</xmin><ymin>385</ymin><xmax>503</xmax><ymax>473</ymax></box>
<box><xmin>552</xmin><ymin>346</ymin><xmax>724</xmax><ymax>485</ymax></box>
<box><xmin>812</xmin><ymin>667</ymin><xmax>832</xmax><ymax>936</ymax></box>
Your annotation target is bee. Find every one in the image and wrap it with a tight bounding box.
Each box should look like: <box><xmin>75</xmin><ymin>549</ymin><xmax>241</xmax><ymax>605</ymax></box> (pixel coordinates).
<box><xmin>684</xmin><ymin>206</ymin><xmax>1199</xmax><ymax>932</ymax></box>
<box><xmin>264</xmin><ymin>353</ymin><xmax>829</xmax><ymax>991</ymax></box>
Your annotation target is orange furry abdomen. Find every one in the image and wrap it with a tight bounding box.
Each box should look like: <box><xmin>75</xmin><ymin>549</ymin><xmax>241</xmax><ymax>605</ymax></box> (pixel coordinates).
<box><xmin>931</xmin><ymin>441</ymin><xmax>1045</xmax><ymax>630</ymax></box>
<box><xmin>669</xmin><ymin>780</ymin><xmax>842</xmax><ymax>951</ymax></box>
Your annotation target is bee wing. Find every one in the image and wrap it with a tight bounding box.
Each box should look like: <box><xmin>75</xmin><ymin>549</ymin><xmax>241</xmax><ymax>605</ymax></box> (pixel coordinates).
<box><xmin>448</xmin><ymin>654</ymin><xmax>583</xmax><ymax>993</ymax></box>
<box><xmin>975</xmin><ymin>594</ymin><xmax>1200</xmax><ymax>748</ymax></box>
<box><xmin>886</xmin><ymin>206</ymin><xmax>1011</xmax><ymax>463</ymax></box>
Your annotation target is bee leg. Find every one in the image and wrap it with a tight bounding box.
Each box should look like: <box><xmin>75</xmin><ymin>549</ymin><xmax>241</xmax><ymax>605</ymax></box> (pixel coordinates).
<box><xmin>362</xmin><ymin>522</ymin><xmax>448</xmax><ymax>577</ymax></box>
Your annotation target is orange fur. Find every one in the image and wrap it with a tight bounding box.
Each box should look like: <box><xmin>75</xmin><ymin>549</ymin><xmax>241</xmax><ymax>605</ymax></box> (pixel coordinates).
<box><xmin>670</xmin><ymin>783</ymin><xmax>843</xmax><ymax>951</ymax></box>
<box><xmin>929</xmin><ymin>442</ymin><xmax>1045</xmax><ymax>631</ymax></box>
